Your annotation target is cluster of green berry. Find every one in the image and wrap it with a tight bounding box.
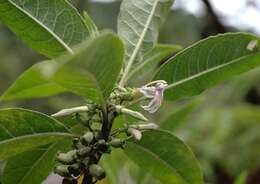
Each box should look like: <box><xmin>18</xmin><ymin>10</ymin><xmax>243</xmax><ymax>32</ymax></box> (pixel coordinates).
<box><xmin>54</xmin><ymin>130</ymin><xmax>125</xmax><ymax>183</ymax></box>
<box><xmin>52</xmin><ymin>87</ymin><xmax>157</xmax><ymax>183</ymax></box>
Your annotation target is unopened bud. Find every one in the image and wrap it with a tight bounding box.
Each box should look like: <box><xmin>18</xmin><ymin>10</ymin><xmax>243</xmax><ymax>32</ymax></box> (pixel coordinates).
<box><xmin>56</xmin><ymin>150</ymin><xmax>77</xmax><ymax>164</ymax></box>
<box><xmin>54</xmin><ymin>165</ymin><xmax>70</xmax><ymax>177</ymax></box>
<box><xmin>109</xmin><ymin>138</ymin><xmax>125</xmax><ymax>148</ymax></box>
<box><xmin>81</xmin><ymin>132</ymin><xmax>94</xmax><ymax>145</ymax></box>
<box><xmin>77</xmin><ymin>147</ymin><xmax>91</xmax><ymax>157</ymax></box>
<box><xmin>116</xmin><ymin>105</ymin><xmax>148</xmax><ymax>121</ymax></box>
<box><xmin>130</xmin><ymin>123</ymin><xmax>159</xmax><ymax>130</ymax></box>
<box><xmin>89</xmin><ymin>164</ymin><xmax>106</xmax><ymax>180</ymax></box>
<box><xmin>127</xmin><ymin>128</ymin><xmax>142</xmax><ymax>141</ymax></box>
<box><xmin>52</xmin><ymin>106</ymin><xmax>89</xmax><ymax>117</ymax></box>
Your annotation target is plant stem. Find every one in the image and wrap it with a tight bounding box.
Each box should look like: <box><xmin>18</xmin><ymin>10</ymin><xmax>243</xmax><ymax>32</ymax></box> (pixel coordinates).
<box><xmin>82</xmin><ymin>174</ymin><xmax>93</xmax><ymax>184</ymax></box>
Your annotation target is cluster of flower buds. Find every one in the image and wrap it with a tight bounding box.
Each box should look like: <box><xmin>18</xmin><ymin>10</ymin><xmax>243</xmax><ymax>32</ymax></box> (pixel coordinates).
<box><xmin>52</xmin><ymin>81</ymin><xmax>165</xmax><ymax>183</ymax></box>
<box><xmin>55</xmin><ymin>130</ymin><xmax>127</xmax><ymax>182</ymax></box>
<box><xmin>108</xmin><ymin>86</ymin><xmax>140</xmax><ymax>105</ymax></box>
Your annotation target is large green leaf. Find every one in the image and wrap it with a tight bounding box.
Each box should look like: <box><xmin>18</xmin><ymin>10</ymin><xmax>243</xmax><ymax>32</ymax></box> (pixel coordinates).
<box><xmin>2</xmin><ymin>141</ymin><xmax>71</xmax><ymax>184</ymax></box>
<box><xmin>2</xmin><ymin>123</ymin><xmax>83</xmax><ymax>184</ymax></box>
<box><xmin>54</xmin><ymin>32</ymin><xmax>124</xmax><ymax>104</ymax></box>
<box><xmin>0</xmin><ymin>60</ymin><xmax>65</xmax><ymax>101</ymax></box>
<box><xmin>154</xmin><ymin>33</ymin><xmax>260</xmax><ymax>100</ymax></box>
<box><xmin>0</xmin><ymin>0</ymin><xmax>90</xmax><ymax>58</ymax></box>
<box><xmin>0</xmin><ymin>108</ymin><xmax>73</xmax><ymax>160</ymax></box>
<box><xmin>118</xmin><ymin>0</ymin><xmax>174</xmax><ymax>86</ymax></box>
<box><xmin>125</xmin><ymin>130</ymin><xmax>203</xmax><ymax>184</ymax></box>
<box><xmin>128</xmin><ymin>44</ymin><xmax>182</xmax><ymax>85</ymax></box>
<box><xmin>1</xmin><ymin>32</ymin><xmax>124</xmax><ymax>103</ymax></box>
<box><xmin>160</xmin><ymin>99</ymin><xmax>201</xmax><ymax>131</ymax></box>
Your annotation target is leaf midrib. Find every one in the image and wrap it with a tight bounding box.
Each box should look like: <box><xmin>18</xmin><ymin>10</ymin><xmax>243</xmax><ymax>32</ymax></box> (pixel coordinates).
<box><xmin>2</xmin><ymin>82</ymin><xmax>64</xmax><ymax>100</ymax></box>
<box><xmin>0</xmin><ymin>132</ymin><xmax>74</xmax><ymax>146</ymax></box>
<box><xmin>18</xmin><ymin>143</ymin><xmax>57</xmax><ymax>184</ymax></box>
<box><xmin>119</xmin><ymin>0</ymin><xmax>160</xmax><ymax>86</ymax></box>
<box><xmin>129</xmin><ymin>142</ymin><xmax>189</xmax><ymax>184</ymax></box>
<box><xmin>165</xmin><ymin>53</ymin><xmax>260</xmax><ymax>90</ymax></box>
<box><xmin>8</xmin><ymin>0</ymin><xmax>74</xmax><ymax>54</ymax></box>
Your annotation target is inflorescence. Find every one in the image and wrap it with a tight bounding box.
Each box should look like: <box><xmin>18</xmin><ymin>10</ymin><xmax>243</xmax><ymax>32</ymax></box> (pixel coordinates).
<box><xmin>51</xmin><ymin>81</ymin><xmax>167</xmax><ymax>183</ymax></box>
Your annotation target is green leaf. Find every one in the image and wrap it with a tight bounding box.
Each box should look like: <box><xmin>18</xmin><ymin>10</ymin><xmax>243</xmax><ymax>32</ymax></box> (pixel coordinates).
<box><xmin>234</xmin><ymin>171</ymin><xmax>247</xmax><ymax>184</ymax></box>
<box><xmin>1</xmin><ymin>32</ymin><xmax>124</xmax><ymax>103</ymax></box>
<box><xmin>128</xmin><ymin>44</ymin><xmax>182</xmax><ymax>85</ymax></box>
<box><xmin>0</xmin><ymin>60</ymin><xmax>65</xmax><ymax>101</ymax></box>
<box><xmin>2</xmin><ymin>123</ymin><xmax>83</xmax><ymax>184</ymax></box>
<box><xmin>125</xmin><ymin>130</ymin><xmax>203</xmax><ymax>184</ymax></box>
<box><xmin>0</xmin><ymin>108</ymin><xmax>73</xmax><ymax>160</ymax></box>
<box><xmin>2</xmin><ymin>140</ymin><xmax>71</xmax><ymax>184</ymax></box>
<box><xmin>0</xmin><ymin>0</ymin><xmax>90</xmax><ymax>58</ymax></box>
<box><xmin>54</xmin><ymin>32</ymin><xmax>124</xmax><ymax>104</ymax></box>
<box><xmin>83</xmin><ymin>11</ymin><xmax>99</xmax><ymax>37</ymax></box>
<box><xmin>154</xmin><ymin>33</ymin><xmax>260</xmax><ymax>100</ymax></box>
<box><xmin>118</xmin><ymin>0</ymin><xmax>174</xmax><ymax>86</ymax></box>
<box><xmin>160</xmin><ymin>99</ymin><xmax>201</xmax><ymax>131</ymax></box>
<box><xmin>100</xmin><ymin>150</ymin><xmax>127</xmax><ymax>184</ymax></box>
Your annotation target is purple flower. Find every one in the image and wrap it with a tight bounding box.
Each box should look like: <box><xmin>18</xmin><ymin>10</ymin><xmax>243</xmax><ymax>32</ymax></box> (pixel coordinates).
<box><xmin>138</xmin><ymin>80</ymin><xmax>168</xmax><ymax>113</ymax></box>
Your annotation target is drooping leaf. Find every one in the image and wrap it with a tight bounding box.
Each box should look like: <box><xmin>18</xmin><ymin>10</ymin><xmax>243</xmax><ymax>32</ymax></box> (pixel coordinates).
<box><xmin>0</xmin><ymin>108</ymin><xmax>73</xmax><ymax>160</ymax></box>
<box><xmin>0</xmin><ymin>0</ymin><xmax>90</xmax><ymax>58</ymax></box>
<box><xmin>2</xmin><ymin>140</ymin><xmax>71</xmax><ymax>184</ymax></box>
<box><xmin>1</xmin><ymin>32</ymin><xmax>124</xmax><ymax>103</ymax></box>
<box><xmin>154</xmin><ymin>33</ymin><xmax>260</xmax><ymax>100</ymax></box>
<box><xmin>125</xmin><ymin>130</ymin><xmax>203</xmax><ymax>184</ymax></box>
<box><xmin>160</xmin><ymin>99</ymin><xmax>201</xmax><ymax>131</ymax></box>
<box><xmin>118</xmin><ymin>0</ymin><xmax>174</xmax><ymax>64</ymax></box>
<box><xmin>54</xmin><ymin>32</ymin><xmax>124</xmax><ymax>104</ymax></box>
<box><xmin>128</xmin><ymin>44</ymin><xmax>182</xmax><ymax>85</ymax></box>
<box><xmin>2</xmin><ymin>122</ymin><xmax>83</xmax><ymax>184</ymax></box>
<box><xmin>0</xmin><ymin>60</ymin><xmax>65</xmax><ymax>101</ymax></box>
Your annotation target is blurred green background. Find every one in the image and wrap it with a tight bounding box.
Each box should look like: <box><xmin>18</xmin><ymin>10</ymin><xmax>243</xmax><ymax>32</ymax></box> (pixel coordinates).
<box><xmin>0</xmin><ymin>0</ymin><xmax>259</xmax><ymax>184</ymax></box>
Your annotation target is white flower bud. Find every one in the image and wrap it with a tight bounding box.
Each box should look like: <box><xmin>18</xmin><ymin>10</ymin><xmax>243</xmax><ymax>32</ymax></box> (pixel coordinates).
<box><xmin>115</xmin><ymin>105</ymin><xmax>148</xmax><ymax>121</ymax></box>
<box><xmin>127</xmin><ymin>128</ymin><xmax>142</xmax><ymax>141</ymax></box>
<box><xmin>51</xmin><ymin>106</ymin><xmax>89</xmax><ymax>117</ymax></box>
<box><xmin>130</xmin><ymin>123</ymin><xmax>159</xmax><ymax>130</ymax></box>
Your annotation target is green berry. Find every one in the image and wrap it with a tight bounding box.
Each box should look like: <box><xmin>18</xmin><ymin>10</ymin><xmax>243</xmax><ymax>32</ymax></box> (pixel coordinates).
<box><xmin>81</xmin><ymin>132</ymin><xmax>94</xmax><ymax>145</ymax></box>
<box><xmin>89</xmin><ymin>164</ymin><xmax>106</xmax><ymax>180</ymax></box>
<box><xmin>109</xmin><ymin>138</ymin><xmax>125</xmax><ymax>148</ymax></box>
<box><xmin>56</xmin><ymin>150</ymin><xmax>77</xmax><ymax>164</ymax></box>
<box><xmin>77</xmin><ymin>147</ymin><xmax>91</xmax><ymax>157</ymax></box>
<box><xmin>54</xmin><ymin>165</ymin><xmax>70</xmax><ymax>177</ymax></box>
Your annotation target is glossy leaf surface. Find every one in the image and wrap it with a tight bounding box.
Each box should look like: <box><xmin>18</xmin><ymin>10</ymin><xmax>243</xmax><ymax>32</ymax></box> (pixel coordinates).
<box><xmin>154</xmin><ymin>33</ymin><xmax>260</xmax><ymax>100</ymax></box>
<box><xmin>0</xmin><ymin>0</ymin><xmax>90</xmax><ymax>58</ymax></box>
<box><xmin>125</xmin><ymin>130</ymin><xmax>203</xmax><ymax>184</ymax></box>
<box><xmin>0</xmin><ymin>108</ymin><xmax>73</xmax><ymax>160</ymax></box>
